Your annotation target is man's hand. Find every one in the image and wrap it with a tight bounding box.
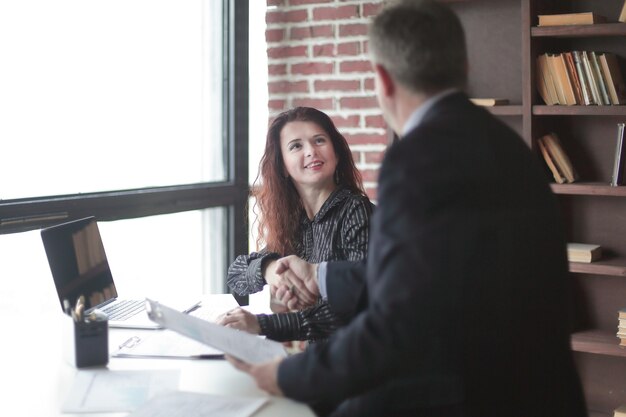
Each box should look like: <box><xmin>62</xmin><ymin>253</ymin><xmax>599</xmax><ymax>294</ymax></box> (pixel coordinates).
<box><xmin>274</xmin><ymin>255</ymin><xmax>320</xmax><ymax>310</ymax></box>
<box><xmin>226</xmin><ymin>355</ymin><xmax>284</xmax><ymax>396</ymax></box>
<box><xmin>216</xmin><ymin>307</ymin><xmax>261</xmax><ymax>334</ymax></box>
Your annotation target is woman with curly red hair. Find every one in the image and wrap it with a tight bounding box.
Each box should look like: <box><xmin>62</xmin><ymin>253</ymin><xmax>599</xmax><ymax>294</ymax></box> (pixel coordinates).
<box><xmin>222</xmin><ymin>107</ymin><xmax>373</xmax><ymax>342</ymax></box>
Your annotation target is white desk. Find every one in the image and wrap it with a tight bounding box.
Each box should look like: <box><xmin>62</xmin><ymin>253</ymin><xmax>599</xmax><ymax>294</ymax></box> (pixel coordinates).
<box><xmin>1</xmin><ymin>295</ymin><xmax>314</xmax><ymax>417</ymax></box>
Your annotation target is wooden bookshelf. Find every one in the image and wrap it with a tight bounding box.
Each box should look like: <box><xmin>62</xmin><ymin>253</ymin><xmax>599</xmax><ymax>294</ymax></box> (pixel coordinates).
<box><xmin>571</xmin><ymin>330</ymin><xmax>626</xmax><ymax>357</ymax></box>
<box><xmin>447</xmin><ymin>1</ymin><xmax>626</xmax><ymax>414</ymax></box>
<box><xmin>532</xmin><ymin>22</ymin><xmax>626</xmax><ymax>38</ymax></box>
<box><xmin>551</xmin><ymin>183</ymin><xmax>626</xmax><ymax>197</ymax></box>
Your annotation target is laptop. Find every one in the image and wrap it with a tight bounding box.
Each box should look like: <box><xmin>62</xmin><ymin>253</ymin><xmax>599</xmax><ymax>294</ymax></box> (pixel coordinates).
<box><xmin>41</xmin><ymin>216</ymin><xmax>201</xmax><ymax>329</ymax></box>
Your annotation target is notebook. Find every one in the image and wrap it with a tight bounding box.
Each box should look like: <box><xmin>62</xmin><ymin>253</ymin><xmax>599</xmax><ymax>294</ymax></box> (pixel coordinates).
<box><xmin>41</xmin><ymin>216</ymin><xmax>201</xmax><ymax>329</ymax></box>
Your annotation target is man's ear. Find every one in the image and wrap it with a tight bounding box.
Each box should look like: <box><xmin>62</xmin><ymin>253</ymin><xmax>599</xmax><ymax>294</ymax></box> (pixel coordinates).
<box><xmin>374</xmin><ymin>63</ymin><xmax>395</xmax><ymax>98</ymax></box>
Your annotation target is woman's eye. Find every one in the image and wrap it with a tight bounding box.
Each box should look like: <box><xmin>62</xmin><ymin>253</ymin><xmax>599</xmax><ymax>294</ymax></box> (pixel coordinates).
<box><xmin>315</xmin><ymin>137</ymin><xmax>326</xmax><ymax>144</ymax></box>
<box><xmin>289</xmin><ymin>143</ymin><xmax>301</xmax><ymax>151</ymax></box>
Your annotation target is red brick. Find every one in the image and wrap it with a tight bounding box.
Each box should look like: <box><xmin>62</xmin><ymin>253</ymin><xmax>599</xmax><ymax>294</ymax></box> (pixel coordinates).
<box><xmin>339</xmin><ymin>23</ymin><xmax>368</xmax><ymax>37</ymax></box>
<box><xmin>351</xmin><ymin>150</ymin><xmax>362</xmax><ymax>164</ymax></box>
<box><xmin>290</xmin><ymin>24</ymin><xmax>334</xmax><ymax>40</ymax></box>
<box><xmin>344</xmin><ymin>133</ymin><xmax>387</xmax><ymax>145</ymax></box>
<box><xmin>363</xmin><ymin>77</ymin><xmax>376</xmax><ymax>91</ymax></box>
<box><xmin>362</xmin><ymin>2</ymin><xmax>383</xmax><ymax>18</ymax></box>
<box><xmin>340</xmin><ymin>60</ymin><xmax>373</xmax><ymax>73</ymax></box>
<box><xmin>290</xmin><ymin>0</ymin><xmax>332</xmax><ymax>5</ymax></box>
<box><xmin>267</xmin><ymin>45</ymin><xmax>308</xmax><ymax>59</ymax></box>
<box><xmin>313</xmin><ymin>43</ymin><xmax>335</xmax><ymax>57</ymax></box>
<box><xmin>268</xmin><ymin>64</ymin><xmax>287</xmax><ymax>76</ymax></box>
<box><xmin>266</xmin><ymin>9</ymin><xmax>308</xmax><ymax>24</ymax></box>
<box><xmin>291</xmin><ymin>62</ymin><xmax>334</xmax><ymax>75</ymax></box>
<box><xmin>331</xmin><ymin>114</ymin><xmax>360</xmax><ymax>128</ymax></box>
<box><xmin>365</xmin><ymin>115</ymin><xmax>386</xmax><ymax>129</ymax></box>
<box><xmin>292</xmin><ymin>97</ymin><xmax>334</xmax><ymax>110</ymax></box>
<box><xmin>340</xmin><ymin>96</ymin><xmax>379</xmax><ymax>110</ymax></box>
<box><xmin>360</xmin><ymin>168</ymin><xmax>380</xmax><ymax>182</ymax></box>
<box><xmin>268</xmin><ymin>80</ymin><xmax>309</xmax><ymax>94</ymax></box>
<box><xmin>365</xmin><ymin>151</ymin><xmax>385</xmax><ymax>164</ymax></box>
<box><xmin>314</xmin><ymin>79</ymin><xmax>360</xmax><ymax>92</ymax></box>
<box><xmin>363</xmin><ymin>40</ymin><xmax>369</xmax><ymax>54</ymax></box>
<box><xmin>313</xmin><ymin>5</ymin><xmax>359</xmax><ymax>21</ymax></box>
<box><xmin>266</xmin><ymin>28</ymin><xmax>285</xmax><ymax>43</ymax></box>
<box><xmin>365</xmin><ymin>186</ymin><xmax>378</xmax><ymax>201</ymax></box>
<box><xmin>267</xmin><ymin>0</ymin><xmax>283</xmax><ymax>6</ymax></box>
<box><xmin>268</xmin><ymin>99</ymin><xmax>287</xmax><ymax>111</ymax></box>
<box><xmin>337</xmin><ymin>41</ymin><xmax>360</xmax><ymax>56</ymax></box>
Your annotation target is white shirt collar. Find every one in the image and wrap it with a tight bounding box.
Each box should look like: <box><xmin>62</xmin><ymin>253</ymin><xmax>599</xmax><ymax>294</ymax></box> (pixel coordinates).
<box><xmin>402</xmin><ymin>89</ymin><xmax>459</xmax><ymax>136</ymax></box>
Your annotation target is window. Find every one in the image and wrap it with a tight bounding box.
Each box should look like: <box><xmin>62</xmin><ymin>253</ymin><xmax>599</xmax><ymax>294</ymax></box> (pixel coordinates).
<box><xmin>0</xmin><ymin>1</ymin><xmax>249</xmax><ymax>300</ymax></box>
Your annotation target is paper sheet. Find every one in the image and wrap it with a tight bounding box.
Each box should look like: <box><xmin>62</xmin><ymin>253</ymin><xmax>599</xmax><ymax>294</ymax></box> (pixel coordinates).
<box><xmin>146</xmin><ymin>299</ymin><xmax>287</xmax><ymax>364</ymax></box>
<box><xmin>127</xmin><ymin>391</ymin><xmax>268</xmax><ymax>417</ymax></box>
<box><xmin>61</xmin><ymin>369</ymin><xmax>180</xmax><ymax>413</ymax></box>
<box><xmin>114</xmin><ymin>329</ymin><xmax>224</xmax><ymax>359</ymax></box>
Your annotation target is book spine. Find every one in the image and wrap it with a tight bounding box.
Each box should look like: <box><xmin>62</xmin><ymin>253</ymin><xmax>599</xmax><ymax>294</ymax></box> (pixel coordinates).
<box><xmin>582</xmin><ymin>51</ymin><xmax>603</xmax><ymax>105</ymax></box>
<box><xmin>572</xmin><ymin>51</ymin><xmax>593</xmax><ymax>105</ymax></box>
<box><xmin>589</xmin><ymin>52</ymin><xmax>611</xmax><ymax>105</ymax></box>
<box><xmin>611</xmin><ymin>123</ymin><xmax>626</xmax><ymax>186</ymax></box>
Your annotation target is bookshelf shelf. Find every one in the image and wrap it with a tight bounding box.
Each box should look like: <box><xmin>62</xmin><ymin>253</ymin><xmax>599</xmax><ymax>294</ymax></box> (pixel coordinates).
<box><xmin>533</xmin><ymin>105</ymin><xmax>626</xmax><ymax>116</ymax></box>
<box><xmin>486</xmin><ymin>105</ymin><xmax>522</xmax><ymax>116</ymax></box>
<box><xmin>531</xmin><ymin>22</ymin><xmax>626</xmax><ymax>38</ymax></box>
<box><xmin>569</xmin><ymin>260</ymin><xmax>626</xmax><ymax>277</ymax></box>
<box><xmin>571</xmin><ymin>330</ymin><xmax>626</xmax><ymax>358</ymax></box>
<box><xmin>550</xmin><ymin>183</ymin><xmax>626</xmax><ymax>197</ymax></box>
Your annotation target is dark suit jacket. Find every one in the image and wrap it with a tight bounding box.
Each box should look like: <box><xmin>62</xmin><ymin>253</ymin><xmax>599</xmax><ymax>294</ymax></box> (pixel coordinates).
<box><xmin>278</xmin><ymin>92</ymin><xmax>587</xmax><ymax>417</ymax></box>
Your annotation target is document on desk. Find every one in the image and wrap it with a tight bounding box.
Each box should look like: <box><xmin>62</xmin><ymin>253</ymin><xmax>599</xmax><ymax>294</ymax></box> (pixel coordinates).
<box><xmin>114</xmin><ymin>329</ymin><xmax>225</xmax><ymax>359</ymax></box>
<box><xmin>61</xmin><ymin>369</ymin><xmax>180</xmax><ymax>413</ymax></box>
<box><xmin>146</xmin><ymin>298</ymin><xmax>288</xmax><ymax>364</ymax></box>
<box><xmin>127</xmin><ymin>390</ymin><xmax>268</xmax><ymax>417</ymax></box>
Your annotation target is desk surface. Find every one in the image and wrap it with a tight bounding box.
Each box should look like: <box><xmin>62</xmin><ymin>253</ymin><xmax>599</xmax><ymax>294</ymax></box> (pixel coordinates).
<box><xmin>1</xmin><ymin>295</ymin><xmax>314</xmax><ymax>417</ymax></box>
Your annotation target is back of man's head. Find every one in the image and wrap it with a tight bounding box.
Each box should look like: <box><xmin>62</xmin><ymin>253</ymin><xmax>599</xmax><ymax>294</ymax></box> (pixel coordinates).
<box><xmin>369</xmin><ymin>0</ymin><xmax>467</xmax><ymax>94</ymax></box>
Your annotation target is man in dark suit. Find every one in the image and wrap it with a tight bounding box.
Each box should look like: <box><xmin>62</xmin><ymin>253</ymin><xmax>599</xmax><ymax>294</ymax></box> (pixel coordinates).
<box><xmin>228</xmin><ymin>1</ymin><xmax>587</xmax><ymax>416</ymax></box>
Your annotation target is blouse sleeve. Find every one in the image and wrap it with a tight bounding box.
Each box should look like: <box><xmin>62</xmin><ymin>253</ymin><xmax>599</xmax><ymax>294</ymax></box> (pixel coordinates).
<box><xmin>226</xmin><ymin>250</ymin><xmax>280</xmax><ymax>296</ymax></box>
<box><xmin>256</xmin><ymin>300</ymin><xmax>349</xmax><ymax>342</ymax></box>
<box><xmin>340</xmin><ymin>197</ymin><xmax>374</xmax><ymax>261</ymax></box>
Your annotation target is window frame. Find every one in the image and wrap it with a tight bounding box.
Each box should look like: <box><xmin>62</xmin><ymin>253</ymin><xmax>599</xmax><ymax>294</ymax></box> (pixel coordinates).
<box><xmin>0</xmin><ymin>0</ymin><xmax>249</xmax><ymax>291</ymax></box>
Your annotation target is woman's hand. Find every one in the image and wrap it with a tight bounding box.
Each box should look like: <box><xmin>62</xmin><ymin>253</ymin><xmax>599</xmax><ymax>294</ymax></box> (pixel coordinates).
<box><xmin>216</xmin><ymin>307</ymin><xmax>261</xmax><ymax>334</ymax></box>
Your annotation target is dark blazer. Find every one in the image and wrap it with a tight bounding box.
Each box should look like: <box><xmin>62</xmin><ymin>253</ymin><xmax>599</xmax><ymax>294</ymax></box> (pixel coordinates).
<box><xmin>278</xmin><ymin>92</ymin><xmax>587</xmax><ymax>417</ymax></box>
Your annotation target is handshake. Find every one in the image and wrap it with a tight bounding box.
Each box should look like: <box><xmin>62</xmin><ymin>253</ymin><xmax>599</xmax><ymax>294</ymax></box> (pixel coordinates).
<box><xmin>269</xmin><ymin>255</ymin><xmax>321</xmax><ymax>311</ymax></box>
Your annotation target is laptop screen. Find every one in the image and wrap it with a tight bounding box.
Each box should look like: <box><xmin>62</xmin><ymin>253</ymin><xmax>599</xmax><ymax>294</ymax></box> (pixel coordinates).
<box><xmin>41</xmin><ymin>217</ymin><xmax>118</xmax><ymax>312</ymax></box>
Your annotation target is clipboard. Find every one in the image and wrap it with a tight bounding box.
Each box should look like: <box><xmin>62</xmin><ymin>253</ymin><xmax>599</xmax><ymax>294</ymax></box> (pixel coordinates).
<box><xmin>145</xmin><ymin>298</ymin><xmax>288</xmax><ymax>364</ymax></box>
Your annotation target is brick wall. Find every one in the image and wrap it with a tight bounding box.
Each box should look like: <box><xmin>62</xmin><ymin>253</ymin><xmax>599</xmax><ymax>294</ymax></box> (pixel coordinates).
<box><xmin>265</xmin><ymin>0</ymin><xmax>385</xmax><ymax>201</ymax></box>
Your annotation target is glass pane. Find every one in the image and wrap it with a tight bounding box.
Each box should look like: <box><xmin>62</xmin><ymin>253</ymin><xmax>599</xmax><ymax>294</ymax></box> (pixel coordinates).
<box><xmin>0</xmin><ymin>208</ymin><xmax>227</xmax><ymax>323</ymax></box>
<box><xmin>0</xmin><ymin>0</ymin><xmax>224</xmax><ymax>200</ymax></box>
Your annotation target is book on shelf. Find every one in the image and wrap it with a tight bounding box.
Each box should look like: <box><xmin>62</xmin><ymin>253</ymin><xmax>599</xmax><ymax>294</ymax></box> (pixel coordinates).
<box><xmin>537</xmin><ymin>133</ymin><xmax>577</xmax><ymax>183</ymax></box>
<box><xmin>546</xmin><ymin>54</ymin><xmax>570</xmax><ymax>105</ymax></box>
<box><xmin>620</xmin><ymin>1</ymin><xmax>626</xmax><ymax>23</ymax></box>
<box><xmin>615</xmin><ymin>404</ymin><xmax>626</xmax><ymax>417</ymax></box>
<box><xmin>572</xmin><ymin>50</ymin><xmax>595</xmax><ymax>105</ymax></box>
<box><xmin>598</xmin><ymin>52</ymin><xmax>626</xmax><ymax>105</ymax></box>
<box><xmin>470</xmin><ymin>98</ymin><xmax>509</xmax><ymax>106</ymax></box>
<box><xmin>611</xmin><ymin>123</ymin><xmax>626</xmax><ymax>186</ymax></box>
<box><xmin>620</xmin><ymin>308</ymin><xmax>626</xmax><ymax>320</ymax></box>
<box><xmin>589</xmin><ymin>51</ymin><xmax>612</xmax><ymax>105</ymax></box>
<box><xmin>567</xmin><ymin>243</ymin><xmax>602</xmax><ymax>263</ymax></box>
<box><xmin>581</xmin><ymin>51</ymin><xmax>605</xmax><ymax>106</ymax></box>
<box><xmin>537</xmin><ymin>12</ymin><xmax>607</xmax><ymax>27</ymax></box>
<box><xmin>536</xmin><ymin>54</ymin><xmax>560</xmax><ymax>105</ymax></box>
<box><xmin>563</xmin><ymin>52</ymin><xmax>584</xmax><ymax>104</ymax></box>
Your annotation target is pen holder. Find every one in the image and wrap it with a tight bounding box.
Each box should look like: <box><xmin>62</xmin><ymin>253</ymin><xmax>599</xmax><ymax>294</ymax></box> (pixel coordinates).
<box><xmin>63</xmin><ymin>313</ymin><xmax>109</xmax><ymax>368</ymax></box>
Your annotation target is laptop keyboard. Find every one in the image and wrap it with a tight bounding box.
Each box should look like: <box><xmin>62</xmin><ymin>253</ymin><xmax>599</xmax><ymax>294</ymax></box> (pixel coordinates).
<box><xmin>102</xmin><ymin>299</ymin><xmax>145</xmax><ymax>321</ymax></box>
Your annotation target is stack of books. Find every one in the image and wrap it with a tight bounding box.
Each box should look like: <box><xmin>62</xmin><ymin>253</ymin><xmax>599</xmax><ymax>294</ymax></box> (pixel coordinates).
<box><xmin>537</xmin><ymin>133</ymin><xmax>577</xmax><ymax>184</ymax></box>
<box><xmin>536</xmin><ymin>51</ymin><xmax>626</xmax><ymax>106</ymax></box>
<box><xmin>567</xmin><ymin>243</ymin><xmax>602</xmax><ymax>263</ymax></box>
<box><xmin>615</xmin><ymin>404</ymin><xmax>626</xmax><ymax>417</ymax></box>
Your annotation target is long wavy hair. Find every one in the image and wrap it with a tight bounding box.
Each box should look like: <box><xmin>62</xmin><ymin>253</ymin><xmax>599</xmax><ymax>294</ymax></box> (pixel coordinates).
<box><xmin>252</xmin><ymin>107</ymin><xmax>366</xmax><ymax>255</ymax></box>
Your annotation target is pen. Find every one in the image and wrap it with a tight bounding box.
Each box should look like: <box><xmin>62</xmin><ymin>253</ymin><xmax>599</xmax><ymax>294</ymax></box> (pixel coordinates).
<box><xmin>190</xmin><ymin>354</ymin><xmax>225</xmax><ymax>360</ymax></box>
